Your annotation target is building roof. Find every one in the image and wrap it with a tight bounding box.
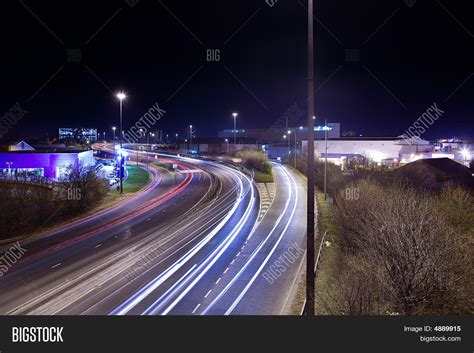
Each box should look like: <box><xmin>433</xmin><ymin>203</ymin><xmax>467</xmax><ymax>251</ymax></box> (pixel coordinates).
<box><xmin>8</xmin><ymin>140</ymin><xmax>35</xmax><ymax>151</ymax></box>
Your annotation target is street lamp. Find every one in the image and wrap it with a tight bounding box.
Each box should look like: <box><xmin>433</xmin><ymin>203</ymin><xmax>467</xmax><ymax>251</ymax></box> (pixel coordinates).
<box><xmin>112</xmin><ymin>126</ymin><xmax>116</xmax><ymax>141</ymax></box>
<box><xmin>189</xmin><ymin>125</ymin><xmax>193</xmax><ymax>147</ymax></box>
<box><xmin>116</xmin><ymin>91</ymin><xmax>126</xmax><ymax>194</ymax></box>
<box><xmin>306</xmin><ymin>0</ymin><xmax>316</xmax><ymax>317</ymax></box>
<box><xmin>224</xmin><ymin>138</ymin><xmax>229</xmax><ymax>154</ymax></box>
<box><xmin>232</xmin><ymin>112</ymin><xmax>238</xmax><ymax>145</ymax></box>
<box><xmin>287</xmin><ymin>130</ymin><xmax>292</xmax><ymax>158</ymax></box>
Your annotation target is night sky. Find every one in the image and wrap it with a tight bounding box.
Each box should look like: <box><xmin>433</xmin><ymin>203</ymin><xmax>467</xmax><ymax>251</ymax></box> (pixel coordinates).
<box><xmin>0</xmin><ymin>0</ymin><xmax>472</xmax><ymax>141</ymax></box>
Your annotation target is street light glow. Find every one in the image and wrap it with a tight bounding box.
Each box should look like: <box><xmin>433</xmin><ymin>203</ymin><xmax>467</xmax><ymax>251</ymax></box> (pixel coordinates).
<box><xmin>461</xmin><ymin>148</ymin><xmax>470</xmax><ymax>158</ymax></box>
<box><xmin>116</xmin><ymin>92</ymin><xmax>126</xmax><ymax>101</ymax></box>
<box><xmin>232</xmin><ymin>112</ymin><xmax>238</xmax><ymax>118</ymax></box>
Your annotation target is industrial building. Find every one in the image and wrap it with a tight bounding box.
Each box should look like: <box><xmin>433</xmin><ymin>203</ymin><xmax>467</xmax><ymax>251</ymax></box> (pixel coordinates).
<box><xmin>59</xmin><ymin>128</ymin><xmax>98</xmax><ymax>142</ymax></box>
<box><xmin>218</xmin><ymin>123</ymin><xmax>340</xmax><ymax>144</ymax></box>
<box><xmin>0</xmin><ymin>142</ymin><xmax>95</xmax><ymax>180</ymax></box>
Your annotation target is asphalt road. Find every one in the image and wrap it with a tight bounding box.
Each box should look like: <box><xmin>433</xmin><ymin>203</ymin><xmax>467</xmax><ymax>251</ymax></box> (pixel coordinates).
<box><xmin>0</xmin><ymin>147</ymin><xmax>259</xmax><ymax>315</ymax></box>
<box><xmin>0</xmin><ymin>146</ymin><xmax>308</xmax><ymax>315</ymax></box>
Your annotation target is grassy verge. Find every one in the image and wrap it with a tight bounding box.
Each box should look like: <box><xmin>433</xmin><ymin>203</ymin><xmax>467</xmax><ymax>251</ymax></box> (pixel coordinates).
<box><xmin>254</xmin><ymin>170</ymin><xmax>274</xmax><ymax>183</ymax></box>
<box><xmin>314</xmin><ymin>191</ymin><xmax>342</xmax><ymax>315</ymax></box>
<box><xmin>285</xmin><ymin>182</ymin><xmax>342</xmax><ymax>315</ymax></box>
<box><xmin>111</xmin><ymin>166</ymin><xmax>150</xmax><ymax>194</ymax></box>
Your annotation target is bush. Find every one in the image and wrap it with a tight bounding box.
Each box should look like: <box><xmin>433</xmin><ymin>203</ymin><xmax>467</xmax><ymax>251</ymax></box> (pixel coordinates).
<box><xmin>332</xmin><ymin>180</ymin><xmax>472</xmax><ymax>314</ymax></box>
<box><xmin>0</xmin><ymin>165</ymin><xmax>109</xmax><ymax>240</ymax></box>
<box><xmin>235</xmin><ymin>148</ymin><xmax>272</xmax><ymax>175</ymax></box>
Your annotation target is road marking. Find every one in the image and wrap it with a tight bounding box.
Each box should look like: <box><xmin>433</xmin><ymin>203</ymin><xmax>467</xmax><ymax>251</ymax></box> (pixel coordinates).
<box><xmin>51</xmin><ymin>263</ymin><xmax>61</xmax><ymax>269</ymax></box>
<box><xmin>230</xmin><ymin>259</ymin><xmax>235</xmax><ymax>265</ymax></box>
<box><xmin>192</xmin><ymin>303</ymin><xmax>201</xmax><ymax>314</ymax></box>
<box><xmin>204</xmin><ymin>290</ymin><xmax>212</xmax><ymax>298</ymax></box>
<box><xmin>95</xmin><ymin>244</ymin><xmax>102</xmax><ymax>248</ymax></box>
<box><xmin>236</xmin><ymin>252</ymin><xmax>241</xmax><ymax>257</ymax></box>
<box><xmin>223</xmin><ymin>267</ymin><xmax>229</xmax><ymax>274</ymax></box>
<box><xmin>215</xmin><ymin>278</ymin><xmax>221</xmax><ymax>285</ymax></box>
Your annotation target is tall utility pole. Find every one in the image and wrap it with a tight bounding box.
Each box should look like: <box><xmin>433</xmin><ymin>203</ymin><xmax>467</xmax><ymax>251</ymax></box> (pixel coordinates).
<box><xmin>232</xmin><ymin>112</ymin><xmax>238</xmax><ymax>145</ymax></box>
<box><xmin>116</xmin><ymin>92</ymin><xmax>126</xmax><ymax>194</ymax></box>
<box><xmin>305</xmin><ymin>0</ymin><xmax>315</xmax><ymax>316</ymax></box>
<box><xmin>324</xmin><ymin>118</ymin><xmax>328</xmax><ymax>200</ymax></box>
<box><xmin>294</xmin><ymin>129</ymin><xmax>298</xmax><ymax>169</ymax></box>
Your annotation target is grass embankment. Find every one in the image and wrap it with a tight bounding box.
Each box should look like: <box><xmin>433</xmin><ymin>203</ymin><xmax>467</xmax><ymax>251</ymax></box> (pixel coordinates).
<box><xmin>234</xmin><ymin>148</ymin><xmax>274</xmax><ymax>183</ymax></box>
<box><xmin>314</xmin><ymin>191</ymin><xmax>341</xmax><ymax>315</ymax></box>
<box><xmin>110</xmin><ymin>165</ymin><xmax>150</xmax><ymax>195</ymax></box>
<box><xmin>254</xmin><ymin>170</ymin><xmax>274</xmax><ymax>183</ymax></box>
<box><xmin>286</xmin><ymin>182</ymin><xmax>341</xmax><ymax>314</ymax></box>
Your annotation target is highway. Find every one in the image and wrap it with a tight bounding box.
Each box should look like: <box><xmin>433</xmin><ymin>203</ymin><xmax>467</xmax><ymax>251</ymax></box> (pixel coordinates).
<box><xmin>131</xmin><ymin>162</ymin><xmax>307</xmax><ymax>315</ymax></box>
<box><xmin>0</xmin><ymin>145</ymin><xmax>308</xmax><ymax>315</ymax></box>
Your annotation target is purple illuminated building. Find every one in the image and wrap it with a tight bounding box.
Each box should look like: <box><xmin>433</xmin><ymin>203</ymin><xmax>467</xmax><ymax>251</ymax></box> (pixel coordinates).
<box><xmin>0</xmin><ymin>150</ymin><xmax>95</xmax><ymax>179</ymax></box>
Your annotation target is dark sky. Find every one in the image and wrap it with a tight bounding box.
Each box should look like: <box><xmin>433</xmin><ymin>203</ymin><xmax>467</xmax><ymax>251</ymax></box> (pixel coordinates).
<box><xmin>0</xmin><ymin>0</ymin><xmax>472</xmax><ymax>141</ymax></box>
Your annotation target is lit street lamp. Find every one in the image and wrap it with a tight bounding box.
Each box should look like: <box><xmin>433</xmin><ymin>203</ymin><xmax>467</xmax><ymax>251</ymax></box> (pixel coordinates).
<box><xmin>232</xmin><ymin>112</ymin><xmax>238</xmax><ymax>145</ymax></box>
<box><xmin>225</xmin><ymin>138</ymin><xmax>230</xmax><ymax>154</ymax></box>
<box><xmin>112</xmin><ymin>126</ymin><xmax>116</xmax><ymax>141</ymax></box>
<box><xmin>189</xmin><ymin>125</ymin><xmax>193</xmax><ymax>148</ymax></box>
<box><xmin>116</xmin><ymin>92</ymin><xmax>126</xmax><ymax>194</ymax></box>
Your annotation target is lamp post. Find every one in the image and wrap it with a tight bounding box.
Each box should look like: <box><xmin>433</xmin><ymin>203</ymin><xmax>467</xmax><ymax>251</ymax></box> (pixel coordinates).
<box><xmin>225</xmin><ymin>138</ymin><xmax>229</xmax><ymax>154</ymax></box>
<box><xmin>116</xmin><ymin>92</ymin><xmax>126</xmax><ymax>194</ymax></box>
<box><xmin>232</xmin><ymin>112</ymin><xmax>238</xmax><ymax>146</ymax></box>
<box><xmin>287</xmin><ymin>130</ymin><xmax>292</xmax><ymax>160</ymax></box>
<box><xmin>189</xmin><ymin>125</ymin><xmax>193</xmax><ymax>149</ymax></box>
<box><xmin>102</xmin><ymin>131</ymin><xmax>106</xmax><ymax>141</ymax></box>
<box><xmin>112</xmin><ymin>126</ymin><xmax>116</xmax><ymax>141</ymax></box>
<box><xmin>305</xmin><ymin>0</ymin><xmax>315</xmax><ymax>317</ymax></box>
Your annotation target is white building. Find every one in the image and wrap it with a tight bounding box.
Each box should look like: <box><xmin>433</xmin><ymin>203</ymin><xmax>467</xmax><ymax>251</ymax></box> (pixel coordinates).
<box><xmin>302</xmin><ymin>136</ymin><xmax>433</xmax><ymax>166</ymax></box>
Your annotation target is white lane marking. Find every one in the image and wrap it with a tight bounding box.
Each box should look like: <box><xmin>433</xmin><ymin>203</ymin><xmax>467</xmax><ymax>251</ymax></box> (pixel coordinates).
<box><xmin>204</xmin><ymin>290</ymin><xmax>212</xmax><ymax>298</ymax></box>
<box><xmin>223</xmin><ymin>267</ymin><xmax>229</xmax><ymax>274</ymax></box>
<box><xmin>51</xmin><ymin>263</ymin><xmax>61</xmax><ymax>269</ymax></box>
<box><xmin>95</xmin><ymin>244</ymin><xmax>102</xmax><ymax>248</ymax></box>
<box><xmin>230</xmin><ymin>259</ymin><xmax>235</xmax><ymax>265</ymax></box>
<box><xmin>225</xmin><ymin>165</ymin><xmax>299</xmax><ymax>314</ymax></box>
<box><xmin>215</xmin><ymin>278</ymin><xmax>221</xmax><ymax>285</ymax></box>
<box><xmin>192</xmin><ymin>303</ymin><xmax>201</xmax><ymax>314</ymax></box>
<box><xmin>113</xmin><ymin>165</ymin><xmax>253</xmax><ymax>316</ymax></box>
<box><xmin>236</xmin><ymin>252</ymin><xmax>241</xmax><ymax>257</ymax></box>
<box><xmin>202</xmin><ymin>164</ymin><xmax>296</xmax><ymax>315</ymax></box>
<box><xmin>157</xmin><ymin>174</ymin><xmax>256</xmax><ymax>315</ymax></box>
